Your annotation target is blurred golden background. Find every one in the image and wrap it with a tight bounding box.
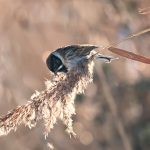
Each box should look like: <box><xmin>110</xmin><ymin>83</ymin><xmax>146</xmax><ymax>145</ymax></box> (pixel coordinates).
<box><xmin>0</xmin><ymin>0</ymin><xmax>150</xmax><ymax>150</ymax></box>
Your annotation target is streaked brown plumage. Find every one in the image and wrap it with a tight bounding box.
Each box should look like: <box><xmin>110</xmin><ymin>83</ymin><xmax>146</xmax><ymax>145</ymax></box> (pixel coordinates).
<box><xmin>46</xmin><ymin>44</ymin><xmax>116</xmax><ymax>74</ymax></box>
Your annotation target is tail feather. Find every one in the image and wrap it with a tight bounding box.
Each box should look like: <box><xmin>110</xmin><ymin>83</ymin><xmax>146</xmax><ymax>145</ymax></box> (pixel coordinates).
<box><xmin>96</xmin><ymin>54</ymin><xmax>118</xmax><ymax>63</ymax></box>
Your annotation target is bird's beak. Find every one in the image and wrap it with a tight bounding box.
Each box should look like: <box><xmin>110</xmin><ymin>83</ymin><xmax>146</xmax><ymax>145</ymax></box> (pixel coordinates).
<box><xmin>54</xmin><ymin>71</ymin><xmax>57</xmax><ymax>75</ymax></box>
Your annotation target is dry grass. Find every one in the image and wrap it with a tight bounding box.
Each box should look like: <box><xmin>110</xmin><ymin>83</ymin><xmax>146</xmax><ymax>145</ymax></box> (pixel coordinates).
<box><xmin>0</xmin><ymin>60</ymin><xmax>94</xmax><ymax>138</ymax></box>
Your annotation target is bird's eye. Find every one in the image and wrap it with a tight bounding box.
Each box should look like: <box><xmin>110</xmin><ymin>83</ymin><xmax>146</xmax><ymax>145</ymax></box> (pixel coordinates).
<box><xmin>46</xmin><ymin>54</ymin><xmax>68</xmax><ymax>73</ymax></box>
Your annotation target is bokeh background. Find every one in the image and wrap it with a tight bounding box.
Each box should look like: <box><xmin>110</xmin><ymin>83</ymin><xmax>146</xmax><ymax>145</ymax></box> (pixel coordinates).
<box><xmin>0</xmin><ymin>0</ymin><xmax>150</xmax><ymax>150</ymax></box>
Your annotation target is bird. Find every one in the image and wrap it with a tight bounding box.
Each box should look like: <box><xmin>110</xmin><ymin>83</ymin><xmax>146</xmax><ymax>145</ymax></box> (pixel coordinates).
<box><xmin>46</xmin><ymin>44</ymin><xmax>116</xmax><ymax>74</ymax></box>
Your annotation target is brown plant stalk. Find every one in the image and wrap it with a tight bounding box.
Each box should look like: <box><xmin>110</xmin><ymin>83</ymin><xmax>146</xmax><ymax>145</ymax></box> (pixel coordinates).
<box><xmin>0</xmin><ymin>60</ymin><xmax>94</xmax><ymax>137</ymax></box>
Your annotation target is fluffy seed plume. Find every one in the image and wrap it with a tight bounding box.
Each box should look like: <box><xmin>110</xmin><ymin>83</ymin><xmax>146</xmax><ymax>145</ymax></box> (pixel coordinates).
<box><xmin>0</xmin><ymin>60</ymin><xmax>94</xmax><ymax>137</ymax></box>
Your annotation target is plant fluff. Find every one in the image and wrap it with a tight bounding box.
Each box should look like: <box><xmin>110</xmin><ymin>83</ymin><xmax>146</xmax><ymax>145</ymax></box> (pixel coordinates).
<box><xmin>0</xmin><ymin>59</ymin><xmax>94</xmax><ymax>137</ymax></box>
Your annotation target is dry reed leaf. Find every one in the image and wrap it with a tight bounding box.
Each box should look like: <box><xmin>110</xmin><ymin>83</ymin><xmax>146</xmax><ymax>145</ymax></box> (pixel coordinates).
<box><xmin>104</xmin><ymin>28</ymin><xmax>150</xmax><ymax>64</ymax></box>
<box><xmin>108</xmin><ymin>47</ymin><xmax>150</xmax><ymax>64</ymax></box>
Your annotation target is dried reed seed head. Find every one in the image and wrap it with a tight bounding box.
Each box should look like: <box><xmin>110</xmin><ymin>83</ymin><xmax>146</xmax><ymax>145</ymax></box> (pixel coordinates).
<box><xmin>0</xmin><ymin>58</ymin><xmax>95</xmax><ymax>137</ymax></box>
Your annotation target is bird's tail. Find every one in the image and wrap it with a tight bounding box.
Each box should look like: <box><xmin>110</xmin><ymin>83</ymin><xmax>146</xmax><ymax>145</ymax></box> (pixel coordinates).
<box><xmin>96</xmin><ymin>54</ymin><xmax>118</xmax><ymax>63</ymax></box>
